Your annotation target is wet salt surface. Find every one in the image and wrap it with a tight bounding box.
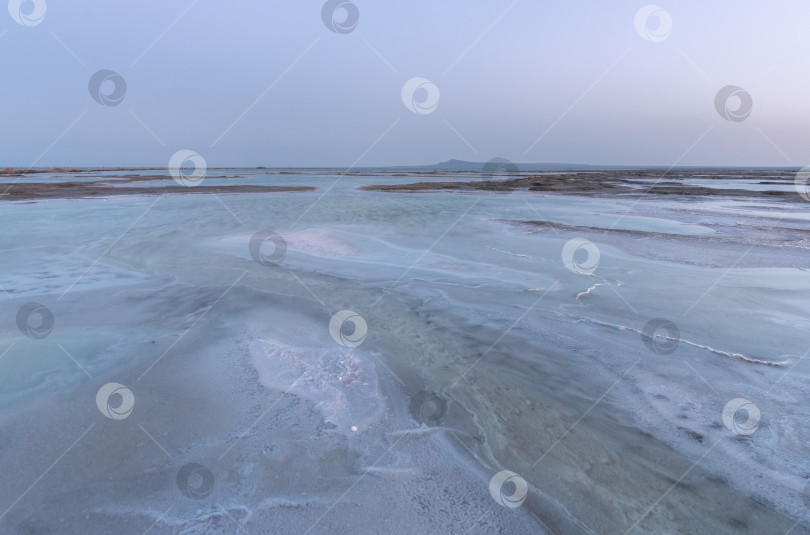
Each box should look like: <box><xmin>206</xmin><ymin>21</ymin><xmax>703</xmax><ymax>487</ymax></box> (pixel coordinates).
<box><xmin>0</xmin><ymin>174</ymin><xmax>809</xmax><ymax>534</ymax></box>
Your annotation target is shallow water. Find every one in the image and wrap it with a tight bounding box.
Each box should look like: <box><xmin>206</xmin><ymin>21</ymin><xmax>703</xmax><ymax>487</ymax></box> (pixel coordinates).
<box><xmin>1</xmin><ymin>172</ymin><xmax>809</xmax><ymax>534</ymax></box>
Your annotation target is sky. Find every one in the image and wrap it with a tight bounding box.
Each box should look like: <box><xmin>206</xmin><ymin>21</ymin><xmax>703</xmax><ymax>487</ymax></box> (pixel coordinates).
<box><xmin>1</xmin><ymin>0</ymin><xmax>809</xmax><ymax>168</ymax></box>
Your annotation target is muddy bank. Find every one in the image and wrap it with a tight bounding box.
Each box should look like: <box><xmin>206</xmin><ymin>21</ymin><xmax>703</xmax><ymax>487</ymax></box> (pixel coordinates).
<box><xmin>363</xmin><ymin>169</ymin><xmax>802</xmax><ymax>200</ymax></box>
<box><xmin>0</xmin><ymin>181</ymin><xmax>315</xmax><ymax>201</ymax></box>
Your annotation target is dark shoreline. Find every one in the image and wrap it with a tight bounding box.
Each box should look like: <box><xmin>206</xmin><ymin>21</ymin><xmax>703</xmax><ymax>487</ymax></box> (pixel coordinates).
<box><xmin>363</xmin><ymin>169</ymin><xmax>801</xmax><ymax>200</ymax></box>
<box><xmin>0</xmin><ymin>174</ymin><xmax>315</xmax><ymax>201</ymax></box>
<box><xmin>0</xmin><ymin>168</ymin><xmax>802</xmax><ymax>201</ymax></box>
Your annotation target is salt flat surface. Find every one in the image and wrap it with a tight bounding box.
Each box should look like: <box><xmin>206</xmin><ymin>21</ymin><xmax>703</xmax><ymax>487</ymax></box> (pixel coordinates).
<box><xmin>1</xmin><ymin>173</ymin><xmax>809</xmax><ymax>534</ymax></box>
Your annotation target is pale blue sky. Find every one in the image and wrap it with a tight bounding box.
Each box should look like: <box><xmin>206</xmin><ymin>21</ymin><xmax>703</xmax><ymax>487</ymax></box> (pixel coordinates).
<box><xmin>1</xmin><ymin>1</ymin><xmax>808</xmax><ymax>167</ymax></box>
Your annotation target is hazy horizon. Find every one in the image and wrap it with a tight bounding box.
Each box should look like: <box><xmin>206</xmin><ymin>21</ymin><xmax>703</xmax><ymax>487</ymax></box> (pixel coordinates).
<box><xmin>5</xmin><ymin>161</ymin><xmax>807</xmax><ymax>171</ymax></box>
<box><xmin>3</xmin><ymin>2</ymin><xmax>809</xmax><ymax>168</ymax></box>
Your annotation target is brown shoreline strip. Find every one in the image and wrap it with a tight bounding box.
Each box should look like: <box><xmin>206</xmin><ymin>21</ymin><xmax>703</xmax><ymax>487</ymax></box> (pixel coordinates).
<box><xmin>0</xmin><ymin>183</ymin><xmax>315</xmax><ymax>201</ymax></box>
<box><xmin>362</xmin><ymin>169</ymin><xmax>800</xmax><ymax>200</ymax></box>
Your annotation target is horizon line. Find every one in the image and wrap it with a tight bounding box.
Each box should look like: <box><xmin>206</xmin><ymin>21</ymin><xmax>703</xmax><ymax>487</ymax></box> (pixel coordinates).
<box><xmin>1</xmin><ymin>162</ymin><xmax>804</xmax><ymax>171</ymax></box>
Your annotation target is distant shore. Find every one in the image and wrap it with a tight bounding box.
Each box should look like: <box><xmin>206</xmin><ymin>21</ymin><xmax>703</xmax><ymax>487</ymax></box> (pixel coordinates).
<box><xmin>0</xmin><ymin>173</ymin><xmax>315</xmax><ymax>201</ymax></box>
<box><xmin>0</xmin><ymin>168</ymin><xmax>801</xmax><ymax>201</ymax></box>
<box><xmin>363</xmin><ymin>169</ymin><xmax>801</xmax><ymax>199</ymax></box>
